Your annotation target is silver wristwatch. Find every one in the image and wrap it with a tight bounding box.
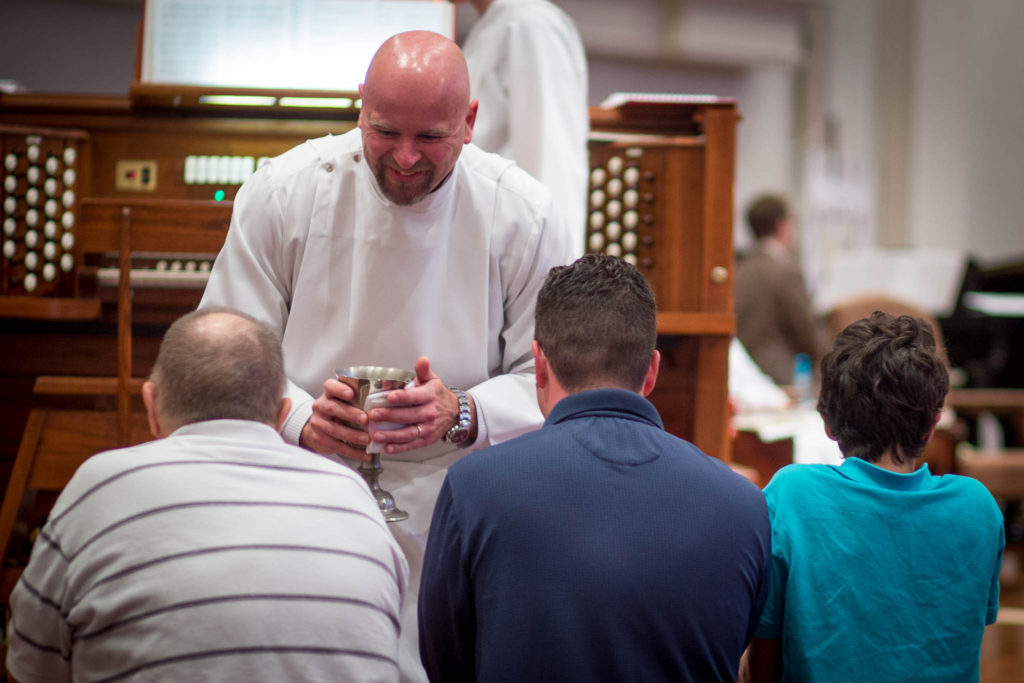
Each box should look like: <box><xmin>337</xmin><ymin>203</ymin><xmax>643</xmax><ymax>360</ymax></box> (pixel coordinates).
<box><xmin>443</xmin><ymin>387</ymin><xmax>473</xmax><ymax>447</ymax></box>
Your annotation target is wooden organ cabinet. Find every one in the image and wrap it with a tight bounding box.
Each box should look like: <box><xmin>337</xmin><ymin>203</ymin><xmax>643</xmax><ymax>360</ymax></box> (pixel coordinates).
<box><xmin>0</xmin><ymin>92</ymin><xmax>738</xmax><ymax>586</ymax></box>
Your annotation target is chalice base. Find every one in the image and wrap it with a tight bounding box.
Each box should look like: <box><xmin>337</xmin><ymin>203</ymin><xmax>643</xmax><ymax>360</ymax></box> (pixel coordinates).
<box><xmin>358</xmin><ymin>456</ymin><xmax>408</xmax><ymax>523</ymax></box>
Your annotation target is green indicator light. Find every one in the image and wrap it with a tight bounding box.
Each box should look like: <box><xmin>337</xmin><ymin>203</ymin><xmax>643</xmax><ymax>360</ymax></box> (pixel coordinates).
<box><xmin>214</xmin><ymin>189</ymin><xmax>226</xmax><ymax>201</ymax></box>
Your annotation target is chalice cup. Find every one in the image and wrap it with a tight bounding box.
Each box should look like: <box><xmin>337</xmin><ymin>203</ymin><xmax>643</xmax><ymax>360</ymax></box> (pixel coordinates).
<box><xmin>337</xmin><ymin>365</ymin><xmax>416</xmax><ymax>523</ymax></box>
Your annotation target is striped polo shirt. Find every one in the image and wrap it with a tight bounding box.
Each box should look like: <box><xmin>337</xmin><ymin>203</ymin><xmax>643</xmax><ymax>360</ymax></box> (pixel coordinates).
<box><xmin>6</xmin><ymin>419</ymin><xmax>408</xmax><ymax>682</ymax></box>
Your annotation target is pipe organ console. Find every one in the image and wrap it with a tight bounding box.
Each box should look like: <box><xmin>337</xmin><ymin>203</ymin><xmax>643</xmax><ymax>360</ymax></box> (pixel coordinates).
<box><xmin>0</xmin><ymin>92</ymin><xmax>738</xmax><ymax>578</ymax></box>
<box><xmin>2</xmin><ymin>127</ymin><xmax>87</xmax><ymax>299</ymax></box>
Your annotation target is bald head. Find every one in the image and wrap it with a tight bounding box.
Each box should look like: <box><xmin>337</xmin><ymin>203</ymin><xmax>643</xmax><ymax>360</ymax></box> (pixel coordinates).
<box><xmin>147</xmin><ymin>308</ymin><xmax>286</xmax><ymax>434</ymax></box>
<box><xmin>363</xmin><ymin>31</ymin><xmax>471</xmax><ymax>115</ymax></box>
<box><xmin>358</xmin><ymin>31</ymin><xmax>477</xmax><ymax>205</ymax></box>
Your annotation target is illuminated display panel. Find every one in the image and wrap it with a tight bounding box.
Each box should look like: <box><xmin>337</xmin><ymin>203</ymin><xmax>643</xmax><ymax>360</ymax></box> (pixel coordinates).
<box><xmin>141</xmin><ymin>0</ymin><xmax>455</xmax><ymax>92</ymax></box>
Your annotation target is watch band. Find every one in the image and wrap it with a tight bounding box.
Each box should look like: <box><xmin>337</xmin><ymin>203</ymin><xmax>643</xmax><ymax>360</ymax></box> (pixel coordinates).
<box><xmin>443</xmin><ymin>387</ymin><xmax>473</xmax><ymax>447</ymax></box>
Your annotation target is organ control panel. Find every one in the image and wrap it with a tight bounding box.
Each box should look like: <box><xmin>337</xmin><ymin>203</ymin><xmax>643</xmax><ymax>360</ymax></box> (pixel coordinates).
<box><xmin>0</xmin><ymin>95</ymin><xmax>356</xmax><ymax>310</ymax></box>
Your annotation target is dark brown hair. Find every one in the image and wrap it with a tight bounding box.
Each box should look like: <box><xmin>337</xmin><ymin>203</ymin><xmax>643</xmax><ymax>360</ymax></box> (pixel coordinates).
<box><xmin>535</xmin><ymin>254</ymin><xmax>656</xmax><ymax>392</ymax></box>
<box><xmin>817</xmin><ymin>311</ymin><xmax>949</xmax><ymax>464</ymax></box>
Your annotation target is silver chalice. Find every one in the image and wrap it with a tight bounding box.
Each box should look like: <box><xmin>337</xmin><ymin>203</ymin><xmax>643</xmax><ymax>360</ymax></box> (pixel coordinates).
<box><xmin>337</xmin><ymin>365</ymin><xmax>415</xmax><ymax>523</ymax></box>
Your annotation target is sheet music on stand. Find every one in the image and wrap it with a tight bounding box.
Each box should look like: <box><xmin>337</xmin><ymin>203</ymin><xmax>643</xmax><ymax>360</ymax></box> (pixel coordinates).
<box><xmin>141</xmin><ymin>0</ymin><xmax>455</xmax><ymax>92</ymax></box>
<box><xmin>812</xmin><ymin>246</ymin><xmax>968</xmax><ymax>318</ymax></box>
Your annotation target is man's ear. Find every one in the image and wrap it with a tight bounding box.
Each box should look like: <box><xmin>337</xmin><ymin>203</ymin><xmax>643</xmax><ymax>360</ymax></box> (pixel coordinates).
<box><xmin>532</xmin><ymin>340</ymin><xmax>551</xmax><ymax>416</ymax></box>
<box><xmin>275</xmin><ymin>398</ymin><xmax>292</xmax><ymax>432</ymax></box>
<box><xmin>640</xmin><ymin>349</ymin><xmax>661</xmax><ymax>397</ymax></box>
<box><xmin>823</xmin><ymin>418</ymin><xmax>838</xmax><ymax>442</ymax></box>
<box><xmin>142</xmin><ymin>380</ymin><xmax>163</xmax><ymax>439</ymax></box>
<box><xmin>464</xmin><ymin>99</ymin><xmax>479</xmax><ymax>143</ymax></box>
<box><xmin>532</xmin><ymin>340</ymin><xmax>548</xmax><ymax>390</ymax></box>
<box><xmin>356</xmin><ymin>83</ymin><xmax>365</xmax><ymax>127</ymax></box>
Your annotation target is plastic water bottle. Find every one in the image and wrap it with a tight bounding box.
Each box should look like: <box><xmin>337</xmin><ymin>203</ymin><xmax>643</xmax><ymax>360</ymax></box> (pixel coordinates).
<box><xmin>793</xmin><ymin>352</ymin><xmax>813</xmax><ymax>405</ymax></box>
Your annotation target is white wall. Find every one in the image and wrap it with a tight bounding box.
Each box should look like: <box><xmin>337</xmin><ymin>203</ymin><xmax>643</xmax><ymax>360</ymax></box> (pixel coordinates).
<box><xmin>900</xmin><ymin>0</ymin><xmax>1024</xmax><ymax>266</ymax></box>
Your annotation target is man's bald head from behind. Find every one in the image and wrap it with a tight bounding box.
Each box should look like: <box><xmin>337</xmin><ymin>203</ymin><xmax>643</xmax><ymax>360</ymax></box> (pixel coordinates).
<box><xmin>144</xmin><ymin>309</ymin><xmax>288</xmax><ymax>436</ymax></box>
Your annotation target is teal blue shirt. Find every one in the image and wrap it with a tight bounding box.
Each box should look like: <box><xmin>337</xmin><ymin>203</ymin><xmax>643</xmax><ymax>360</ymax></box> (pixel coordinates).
<box><xmin>757</xmin><ymin>458</ymin><xmax>1004</xmax><ymax>682</ymax></box>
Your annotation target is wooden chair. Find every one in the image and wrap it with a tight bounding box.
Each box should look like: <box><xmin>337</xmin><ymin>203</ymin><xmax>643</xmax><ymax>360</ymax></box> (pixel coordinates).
<box><xmin>956</xmin><ymin>445</ymin><xmax>1024</xmax><ymax>500</ymax></box>
<box><xmin>0</xmin><ymin>199</ymin><xmax>231</xmax><ymax>599</ymax></box>
<box><xmin>824</xmin><ymin>294</ymin><xmax>948</xmax><ymax>364</ymax></box>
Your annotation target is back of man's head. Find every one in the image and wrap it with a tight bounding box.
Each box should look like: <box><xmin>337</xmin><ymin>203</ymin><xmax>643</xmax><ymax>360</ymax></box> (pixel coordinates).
<box><xmin>746</xmin><ymin>194</ymin><xmax>789</xmax><ymax>240</ymax></box>
<box><xmin>150</xmin><ymin>308</ymin><xmax>285</xmax><ymax>431</ymax></box>
<box><xmin>817</xmin><ymin>311</ymin><xmax>949</xmax><ymax>464</ymax></box>
<box><xmin>535</xmin><ymin>254</ymin><xmax>656</xmax><ymax>392</ymax></box>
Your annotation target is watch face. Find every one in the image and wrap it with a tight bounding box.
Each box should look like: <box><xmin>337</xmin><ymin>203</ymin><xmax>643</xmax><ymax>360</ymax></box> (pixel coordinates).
<box><xmin>446</xmin><ymin>426</ymin><xmax>469</xmax><ymax>444</ymax></box>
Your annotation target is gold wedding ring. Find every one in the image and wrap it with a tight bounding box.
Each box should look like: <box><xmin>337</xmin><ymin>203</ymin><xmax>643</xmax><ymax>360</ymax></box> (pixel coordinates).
<box><xmin>416</xmin><ymin>424</ymin><xmax>423</xmax><ymax>439</ymax></box>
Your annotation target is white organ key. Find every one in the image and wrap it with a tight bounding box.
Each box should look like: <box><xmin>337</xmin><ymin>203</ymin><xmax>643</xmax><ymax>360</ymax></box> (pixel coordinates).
<box><xmin>624</xmin><ymin>167</ymin><xmax>640</xmax><ymax>186</ymax></box>
<box><xmin>218</xmin><ymin>155</ymin><xmax>232</xmax><ymax>183</ymax></box>
<box><xmin>184</xmin><ymin>156</ymin><xmax>197</xmax><ymax>185</ymax></box>
<box><xmin>229</xmin><ymin>156</ymin><xmax>244</xmax><ymax>184</ymax></box>
<box><xmin>194</xmin><ymin>156</ymin><xmax>209</xmax><ymax>184</ymax></box>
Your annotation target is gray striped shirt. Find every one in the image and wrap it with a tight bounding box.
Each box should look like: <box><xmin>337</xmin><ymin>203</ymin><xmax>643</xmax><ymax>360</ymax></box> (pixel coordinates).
<box><xmin>7</xmin><ymin>419</ymin><xmax>408</xmax><ymax>682</ymax></box>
